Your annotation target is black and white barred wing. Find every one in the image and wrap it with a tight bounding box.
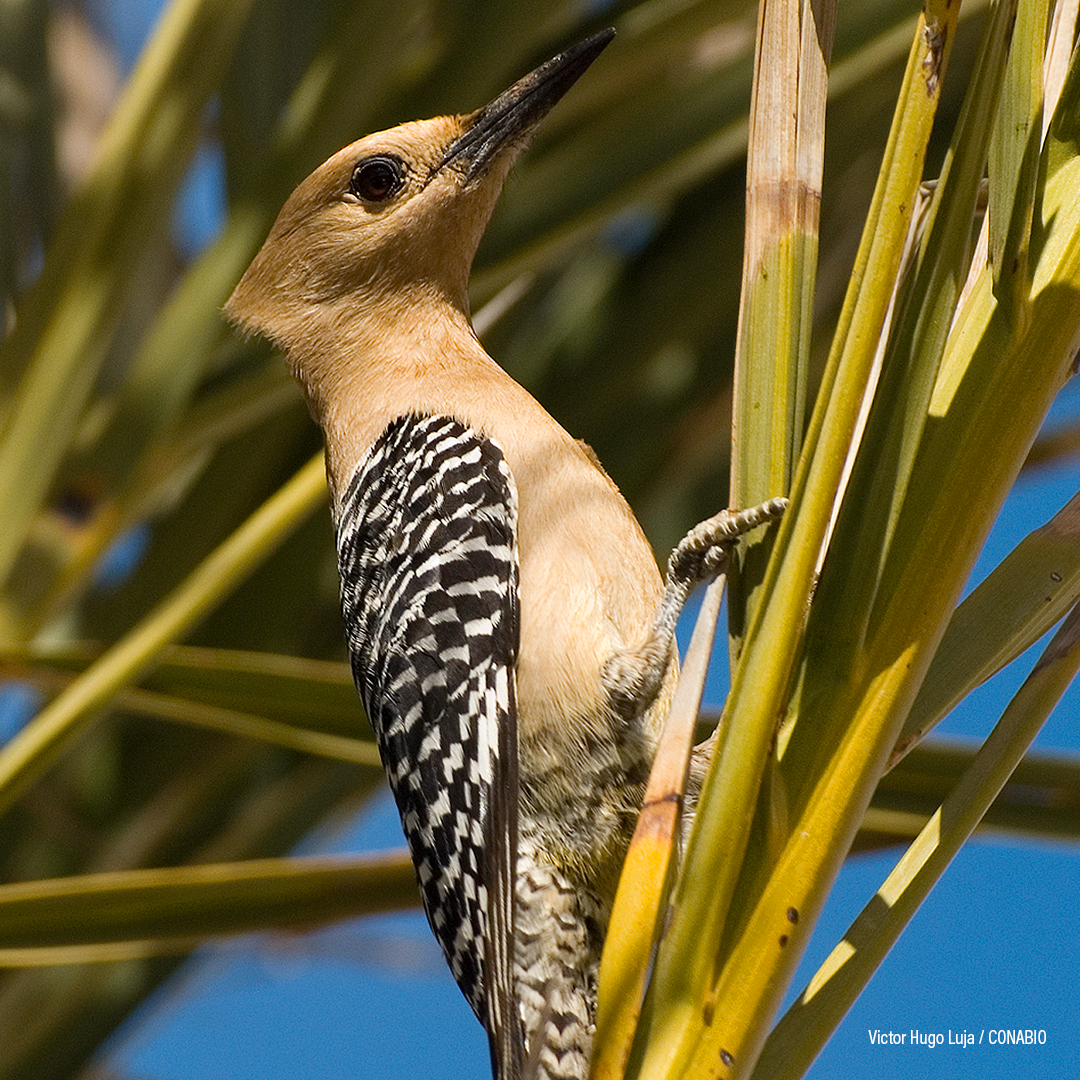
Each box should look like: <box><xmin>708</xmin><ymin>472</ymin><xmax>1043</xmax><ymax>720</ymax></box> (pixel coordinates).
<box><xmin>336</xmin><ymin>413</ymin><xmax>522</xmax><ymax>1078</ymax></box>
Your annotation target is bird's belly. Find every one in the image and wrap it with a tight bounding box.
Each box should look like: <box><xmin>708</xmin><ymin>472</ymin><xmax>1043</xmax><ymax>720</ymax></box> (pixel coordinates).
<box><xmin>515</xmin><ymin>681</ymin><xmax>655</xmax><ymax>905</ymax></box>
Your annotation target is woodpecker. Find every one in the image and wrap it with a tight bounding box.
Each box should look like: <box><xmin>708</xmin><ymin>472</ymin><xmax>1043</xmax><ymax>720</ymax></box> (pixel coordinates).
<box><xmin>226</xmin><ymin>30</ymin><xmax>784</xmax><ymax>1080</ymax></box>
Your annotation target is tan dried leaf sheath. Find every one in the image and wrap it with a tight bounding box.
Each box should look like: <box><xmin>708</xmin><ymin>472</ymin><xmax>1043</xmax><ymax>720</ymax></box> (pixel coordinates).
<box><xmin>226</xmin><ymin>30</ymin><xmax>784</xmax><ymax>1080</ymax></box>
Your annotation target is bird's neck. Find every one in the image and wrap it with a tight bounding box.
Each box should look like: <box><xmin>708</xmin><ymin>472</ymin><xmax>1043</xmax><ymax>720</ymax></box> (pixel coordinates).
<box><xmin>285</xmin><ymin>285</ymin><xmax>499</xmax><ymax>504</ymax></box>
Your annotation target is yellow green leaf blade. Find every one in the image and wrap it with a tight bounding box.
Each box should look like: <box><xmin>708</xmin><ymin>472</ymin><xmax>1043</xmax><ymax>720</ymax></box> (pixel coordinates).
<box><xmin>0</xmin><ymin>0</ymin><xmax>259</xmax><ymax>605</ymax></box>
<box><xmin>678</xmin><ymin>643</ymin><xmax>921</xmax><ymax>1079</ymax></box>
<box><xmin>731</xmin><ymin>0</ymin><xmax>833</xmax><ymax>516</ymax></box>
<box><xmin>753</xmin><ymin>600</ymin><xmax>1080</xmax><ymax>1080</ymax></box>
<box><xmin>0</xmin><ymin>854</ymin><xmax>416</xmax><ymax>962</ymax></box>
<box><xmin>781</xmin><ymin>0</ymin><xmax>1034</xmax><ymax>801</ymax></box>
<box><xmin>781</xmin><ymin>0</ymin><xmax>1001</xmax><ymax>650</ymax></box>
<box><xmin>12</xmin><ymin>643</ymin><xmax>363</xmax><ymax>736</ymax></box>
<box><xmin>0</xmin><ymin>655</ymin><xmax>377</xmax><ymax>763</ymax></box>
<box><xmin>740</xmin><ymin>34</ymin><xmax>1080</xmax><ymax>1071</ymax></box>
<box><xmin>988</xmin><ymin>0</ymin><xmax>1047</xmax><ymax>300</ymax></box>
<box><xmin>635</xmin><ymin>3</ymin><xmax>962</xmax><ymax>1074</ymax></box>
<box><xmin>0</xmin><ymin>453</ymin><xmax>326</xmax><ymax>818</ymax></box>
<box><xmin>593</xmin><ymin>576</ymin><xmax>726</xmax><ymax>1080</ymax></box>
<box><xmin>870</xmin><ymin>739</ymin><xmax>1080</xmax><ymax>843</ymax></box>
<box><xmin>117</xmin><ymin>688</ymin><xmax>380</xmax><ymax>766</ymax></box>
<box><xmin>896</xmin><ymin>489</ymin><xmax>1080</xmax><ymax>761</ymax></box>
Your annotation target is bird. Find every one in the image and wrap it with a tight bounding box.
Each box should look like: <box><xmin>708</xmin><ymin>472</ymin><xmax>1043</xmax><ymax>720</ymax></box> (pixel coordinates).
<box><xmin>225</xmin><ymin>29</ymin><xmax>785</xmax><ymax>1080</ymax></box>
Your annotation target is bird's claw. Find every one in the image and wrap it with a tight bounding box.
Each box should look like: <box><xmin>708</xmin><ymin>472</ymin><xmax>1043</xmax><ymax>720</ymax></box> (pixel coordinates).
<box><xmin>666</xmin><ymin>496</ymin><xmax>788</xmax><ymax>592</ymax></box>
<box><xmin>603</xmin><ymin>497</ymin><xmax>787</xmax><ymax>721</ymax></box>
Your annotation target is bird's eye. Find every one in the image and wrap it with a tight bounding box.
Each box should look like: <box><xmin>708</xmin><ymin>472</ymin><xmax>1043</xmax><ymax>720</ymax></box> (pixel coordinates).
<box><xmin>349</xmin><ymin>156</ymin><xmax>405</xmax><ymax>202</ymax></box>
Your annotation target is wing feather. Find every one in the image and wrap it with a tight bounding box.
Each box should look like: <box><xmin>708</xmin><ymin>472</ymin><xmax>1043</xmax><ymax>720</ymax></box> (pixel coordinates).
<box><xmin>336</xmin><ymin>413</ymin><xmax>523</xmax><ymax>1078</ymax></box>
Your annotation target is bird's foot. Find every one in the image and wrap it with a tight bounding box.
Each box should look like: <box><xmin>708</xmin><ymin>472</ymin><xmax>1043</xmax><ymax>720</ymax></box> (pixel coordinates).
<box><xmin>603</xmin><ymin>497</ymin><xmax>787</xmax><ymax>720</ymax></box>
<box><xmin>665</xmin><ymin>496</ymin><xmax>788</xmax><ymax>598</ymax></box>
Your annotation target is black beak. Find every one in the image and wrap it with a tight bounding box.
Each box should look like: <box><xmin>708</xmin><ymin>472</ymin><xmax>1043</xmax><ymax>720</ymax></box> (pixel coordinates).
<box><xmin>437</xmin><ymin>29</ymin><xmax>615</xmax><ymax>180</ymax></box>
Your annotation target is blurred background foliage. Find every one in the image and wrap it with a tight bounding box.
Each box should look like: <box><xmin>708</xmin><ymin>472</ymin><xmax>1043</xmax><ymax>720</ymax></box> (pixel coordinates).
<box><xmin>0</xmin><ymin>0</ymin><xmax>1076</xmax><ymax>1078</ymax></box>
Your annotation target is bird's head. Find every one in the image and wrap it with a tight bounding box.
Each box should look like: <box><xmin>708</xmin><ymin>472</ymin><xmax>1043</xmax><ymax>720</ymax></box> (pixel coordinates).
<box><xmin>225</xmin><ymin>30</ymin><xmax>614</xmax><ymax>375</ymax></box>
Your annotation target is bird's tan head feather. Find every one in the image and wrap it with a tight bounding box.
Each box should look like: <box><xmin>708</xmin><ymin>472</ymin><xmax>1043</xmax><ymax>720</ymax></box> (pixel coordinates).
<box><xmin>225</xmin><ymin>114</ymin><xmax>512</xmax><ymax>343</ymax></box>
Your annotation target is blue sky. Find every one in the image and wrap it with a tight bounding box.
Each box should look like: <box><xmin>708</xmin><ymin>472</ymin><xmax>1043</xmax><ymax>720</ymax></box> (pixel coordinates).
<box><xmin>84</xmin><ymin>2</ymin><xmax>1080</xmax><ymax>1077</ymax></box>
